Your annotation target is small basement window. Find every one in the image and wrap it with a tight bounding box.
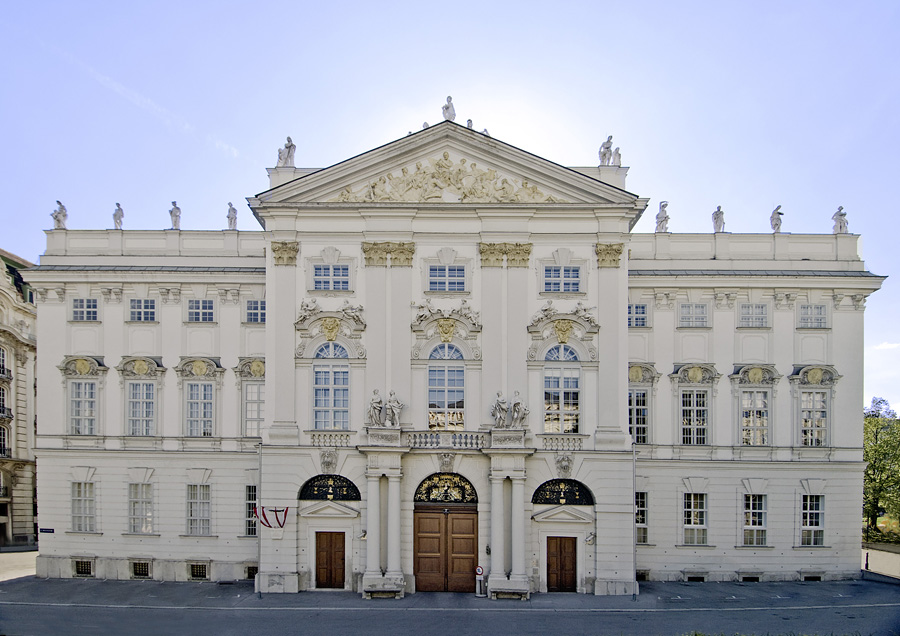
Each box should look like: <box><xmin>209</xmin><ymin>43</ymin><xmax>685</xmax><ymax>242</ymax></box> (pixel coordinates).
<box><xmin>635</xmin><ymin>570</ymin><xmax>649</xmax><ymax>582</ymax></box>
<box><xmin>246</xmin><ymin>565</ymin><xmax>259</xmax><ymax>580</ymax></box>
<box><xmin>190</xmin><ymin>563</ymin><xmax>209</xmax><ymax>580</ymax></box>
<box><xmin>686</xmin><ymin>575</ymin><xmax>706</xmax><ymax>582</ymax></box>
<box><xmin>74</xmin><ymin>560</ymin><xmax>93</xmax><ymax>577</ymax></box>
<box><xmin>741</xmin><ymin>575</ymin><xmax>760</xmax><ymax>583</ymax></box>
<box><xmin>132</xmin><ymin>562</ymin><xmax>150</xmax><ymax>579</ymax></box>
<box><xmin>802</xmin><ymin>575</ymin><xmax>822</xmax><ymax>582</ymax></box>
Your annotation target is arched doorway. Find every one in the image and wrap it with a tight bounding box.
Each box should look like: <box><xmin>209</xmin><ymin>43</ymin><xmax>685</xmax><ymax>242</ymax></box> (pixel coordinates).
<box><xmin>532</xmin><ymin>479</ymin><xmax>595</xmax><ymax>593</ymax></box>
<box><xmin>413</xmin><ymin>472</ymin><xmax>478</xmax><ymax>592</ymax></box>
<box><xmin>298</xmin><ymin>475</ymin><xmax>361</xmax><ymax>589</ymax></box>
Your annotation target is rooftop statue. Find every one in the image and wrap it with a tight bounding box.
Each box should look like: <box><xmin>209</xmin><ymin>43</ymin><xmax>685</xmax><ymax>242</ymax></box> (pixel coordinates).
<box><xmin>227</xmin><ymin>202</ymin><xmax>237</xmax><ymax>230</ymax></box>
<box><xmin>770</xmin><ymin>205</ymin><xmax>783</xmax><ymax>233</ymax></box>
<box><xmin>276</xmin><ymin>136</ymin><xmax>296</xmax><ymax>168</ymax></box>
<box><xmin>51</xmin><ymin>200</ymin><xmax>67</xmax><ymax>230</ymax></box>
<box><xmin>466</xmin><ymin>119</ymin><xmax>473</xmax><ymax>129</ymax></box>
<box><xmin>442</xmin><ymin>96</ymin><xmax>456</xmax><ymax>122</ymax></box>
<box><xmin>113</xmin><ymin>203</ymin><xmax>124</xmax><ymax>230</ymax></box>
<box><xmin>611</xmin><ymin>147</ymin><xmax>621</xmax><ymax>167</ymax></box>
<box><xmin>599</xmin><ymin>136</ymin><xmax>613</xmax><ymax>166</ymax></box>
<box><xmin>169</xmin><ymin>201</ymin><xmax>181</xmax><ymax>230</ymax></box>
<box><xmin>712</xmin><ymin>205</ymin><xmax>725</xmax><ymax>233</ymax></box>
<box><xmin>832</xmin><ymin>206</ymin><xmax>848</xmax><ymax>234</ymax></box>
<box><xmin>656</xmin><ymin>201</ymin><xmax>669</xmax><ymax>233</ymax></box>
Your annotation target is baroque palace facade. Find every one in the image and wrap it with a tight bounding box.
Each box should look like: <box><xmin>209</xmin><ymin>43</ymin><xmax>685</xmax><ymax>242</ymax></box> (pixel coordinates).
<box><xmin>26</xmin><ymin>121</ymin><xmax>882</xmax><ymax>596</ymax></box>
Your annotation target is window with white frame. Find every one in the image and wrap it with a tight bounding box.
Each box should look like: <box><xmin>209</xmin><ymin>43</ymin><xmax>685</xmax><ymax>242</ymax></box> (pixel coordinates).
<box><xmin>245</xmin><ymin>485</ymin><xmax>258</xmax><ymax>536</ymax></box>
<box><xmin>628</xmin><ymin>303</ymin><xmax>648</xmax><ymax>327</ymax></box>
<box><xmin>799</xmin><ymin>304</ymin><xmax>827</xmax><ymax>328</ymax></box>
<box><xmin>185</xmin><ymin>382</ymin><xmax>214</xmax><ymax>436</ymax></box>
<box><xmin>740</xmin><ymin>390</ymin><xmax>769</xmax><ymax>445</ymax></box>
<box><xmin>543</xmin><ymin>344</ymin><xmax>580</xmax><ymax>433</ymax></box>
<box><xmin>801</xmin><ymin>494</ymin><xmax>824</xmax><ymax>546</ymax></box>
<box><xmin>679</xmin><ymin>303</ymin><xmax>708</xmax><ymax>327</ymax></box>
<box><xmin>635</xmin><ymin>491</ymin><xmax>648</xmax><ymax>544</ymax></box>
<box><xmin>314</xmin><ymin>264</ymin><xmax>350</xmax><ymax>291</ymax></box>
<box><xmin>628</xmin><ymin>388</ymin><xmax>649</xmax><ymax>444</ymax></box>
<box><xmin>127</xmin><ymin>381</ymin><xmax>155</xmax><ymax>436</ymax></box>
<box><xmin>800</xmin><ymin>390</ymin><xmax>827</xmax><ymax>446</ymax></box>
<box><xmin>70</xmin><ymin>380</ymin><xmax>97</xmax><ymax>435</ymax></box>
<box><xmin>128</xmin><ymin>483</ymin><xmax>153</xmax><ymax>534</ymax></box>
<box><xmin>313</xmin><ymin>343</ymin><xmax>349</xmax><ymax>430</ymax></box>
<box><xmin>0</xmin><ymin>346</ymin><xmax>6</xmax><ymax>375</ymax></box>
<box><xmin>71</xmin><ymin>482</ymin><xmax>96</xmax><ymax>532</ymax></box>
<box><xmin>428</xmin><ymin>344</ymin><xmax>465</xmax><ymax>430</ymax></box>
<box><xmin>187</xmin><ymin>299</ymin><xmax>214</xmax><ymax>322</ymax></box>
<box><xmin>242</xmin><ymin>381</ymin><xmax>265</xmax><ymax>437</ymax></box>
<box><xmin>186</xmin><ymin>484</ymin><xmax>211</xmax><ymax>536</ymax></box>
<box><xmin>681</xmin><ymin>389</ymin><xmax>708</xmax><ymax>444</ymax></box>
<box><xmin>543</xmin><ymin>265</ymin><xmax>580</xmax><ymax>293</ymax></box>
<box><xmin>72</xmin><ymin>298</ymin><xmax>98</xmax><ymax>321</ymax></box>
<box><xmin>129</xmin><ymin>299</ymin><xmax>156</xmax><ymax>322</ymax></box>
<box><xmin>246</xmin><ymin>300</ymin><xmax>266</xmax><ymax>323</ymax></box>
<box><xmin>0</xmin><ymin>385</ymin><xmax>9</xmax><ymax>421</ymax></box>
<box><xmin>428</xmin><ymin>265</ymin><xmax>466</xmax><ymax>292</ymax></box>
<box><xmin>683</xmin><ymin>492</ymin><xmax>707</xmax><ymax>545</ymax></box>
<box><xmin>743</xmin><ymin>494</ymin><xmax>767</xmax><ymax>546</ymax></box>
<box><xmin>0</xmin><ymin>423</ymin><xmax>9</xmax><ymax>456</ymax></box>
<box><xmin>739</xmin><ymin>303</ymin><xmax>768</xmax><ymax>328</ymax></box>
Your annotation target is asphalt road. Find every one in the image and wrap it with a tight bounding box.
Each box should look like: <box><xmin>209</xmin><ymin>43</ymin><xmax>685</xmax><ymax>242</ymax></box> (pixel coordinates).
<box><xmin>0</xmin><ymin>576</ymin><xmax>898</xmax><ymax>636</ymax></box>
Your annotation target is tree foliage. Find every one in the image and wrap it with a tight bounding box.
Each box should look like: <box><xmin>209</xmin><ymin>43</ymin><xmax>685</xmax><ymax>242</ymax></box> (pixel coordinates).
<box><xmin>863</xmin><ymin>397</ymin><xmax>900</xmax><ymax>540</ymax></box>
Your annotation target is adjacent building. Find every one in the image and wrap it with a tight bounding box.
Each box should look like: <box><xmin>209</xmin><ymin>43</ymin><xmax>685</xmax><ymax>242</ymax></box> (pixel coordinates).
<box><xmin>25</xmin><ymin>121</ymin><xmax>883</xmax><ymax>595</ymax></box>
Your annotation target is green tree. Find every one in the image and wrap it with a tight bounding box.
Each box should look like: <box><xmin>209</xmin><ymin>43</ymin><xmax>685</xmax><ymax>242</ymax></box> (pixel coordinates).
<box><xmin>863</xmin><ymin>397</ymin><xmax>900</xmax><ymax>539</ymax></box>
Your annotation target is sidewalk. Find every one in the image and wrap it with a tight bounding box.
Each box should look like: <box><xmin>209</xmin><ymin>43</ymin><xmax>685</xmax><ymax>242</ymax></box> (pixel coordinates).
<box><xmin>0</xmin><ymin>550</ymin><xmax>37</xmax><ymax>582</ymax></box>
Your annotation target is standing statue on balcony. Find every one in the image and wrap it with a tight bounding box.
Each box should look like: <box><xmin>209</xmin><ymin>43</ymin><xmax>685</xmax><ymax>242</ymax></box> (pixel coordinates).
<box><xmin>490</xmin><ymin>391</ymin><xmax>508</xmax><ymax>428</ymax></box>
<box><xmin>385</xmin><ymin>391</ymin><xmax>404</xmax><ymax>427</ymax></box>
<box><xmin>510</xmin><ymin>391</ymin><xmax>530</xmax><ymax>428</ymax></box>
<box><xmin>367</xmin><ymin>389</ymin><xmax>385</xmax><ymax>426</ymax></box>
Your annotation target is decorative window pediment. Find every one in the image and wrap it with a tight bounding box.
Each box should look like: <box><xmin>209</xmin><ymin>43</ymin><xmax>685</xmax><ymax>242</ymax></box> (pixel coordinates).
<box><xmin>789</xmin><ymin>365</ymin><xmax>840</xmax><ymax>388</ymax></box>
<box><xmin>116</xmin><ymin>357</ymin><xmax>165</xmax><ymax>383</ymax></box>
<box><xmin>295</xmin><ymin>297</ymin><xmax>366</xmax><ymax>359</ymax></box>
<box><xmin>411</xmin><ymin>300</ymin><xmax>482</xmax><ymax>360</ymax></box>
<box><xmin>628</xmin><ymin>363</ymin><xmax>660</xmax><ymax>386</ymax></box>
<box><xmin>59</xmin><ymin>356</ymin><xmax>108</xmax><ymax>379</ymax></box>
<box><xmin>527</xmin><ymin>301</ymin><xmax>598</xmax><ymax>361</ymax></box>
<box><xmin>531</xmin><ymin>505</ymin><xmax>594</xmax><ymax>524</ymax></box>
<box><xmin>669</xmin><ymin>363</ymin><xmax>720</xmax><ymax>388</ymax></box>
<box><xmin>174</xmin><ymin>357</ymin><xmax>225</xmax><ymax>387</ymax></box>
<box><xmin>298</xmin><ymin>500</ymin><xmax>360</xmax><ymax>518</ymax></box>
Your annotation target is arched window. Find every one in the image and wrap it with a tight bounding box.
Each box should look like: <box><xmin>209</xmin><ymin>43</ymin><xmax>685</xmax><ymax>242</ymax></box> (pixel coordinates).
<box><xmin>313</xmin><ymin>343</ymin><xmax>349</xmax><ymax>429</ymax></box>
<box><xmin>544</xmin><ymin>345</ymin><xmax>580</xmax><ymax>433</ymax></box>
<box><xmin>0</xmin><ymin>346</ymin><xmax>7</xmax><ymax>375</ymax></box>
<box><xmin>428</xmin><ymin>344</ymin><xmax>464</xmax><ymax>430</ymax></box>
<box><xmin>0</xmin><ymin>423</ymin><xmax>8</xmax><ymax>456</ymax></box>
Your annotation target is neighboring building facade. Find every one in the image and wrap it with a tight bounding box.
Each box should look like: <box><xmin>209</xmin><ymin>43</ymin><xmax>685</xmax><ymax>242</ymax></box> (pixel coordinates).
<box><xmin>0</xmin><ymin>248</ymin><xmax>37</xmax><ymax>547</ymax></box>
<box><xmin>26</xmin><ymin>122</ymin><xmax>883</xmax><ymax>595</ymax></box>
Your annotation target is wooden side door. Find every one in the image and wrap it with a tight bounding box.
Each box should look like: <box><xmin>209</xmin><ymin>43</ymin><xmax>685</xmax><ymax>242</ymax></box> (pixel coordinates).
<box><xmin>315</xmin><ymin>531</ymin><xmax>345</xmax><ymax>589</ymax></box>
<box><xmin>414</xmin><ymin>512</ymin><xmax>446</xmax><ymax>591</ymax></box>
<box><xmin>547</xmin><ymin>536</ymin><xmax>577</xmax><ymax>592</ymax></box>
<box><xmin>447</xmin><ymin>512</ymin><xmax>477</xmax><ymax>592</ymax></box>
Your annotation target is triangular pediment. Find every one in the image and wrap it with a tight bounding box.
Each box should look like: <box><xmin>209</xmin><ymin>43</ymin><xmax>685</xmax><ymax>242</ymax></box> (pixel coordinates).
<box><xmin>298</xmin><ymin>500</ymin><xmax>360</xmax><ymax>518</ymax></box>
<box><xmin>531</xmin><ymin>504</ymin><xmax>594</xmax><ymax>524</ymax></box>
<box><xmin>256</xmin><ymin>121</ymin><xmax>637</xmax><ymax>207</ymax></box>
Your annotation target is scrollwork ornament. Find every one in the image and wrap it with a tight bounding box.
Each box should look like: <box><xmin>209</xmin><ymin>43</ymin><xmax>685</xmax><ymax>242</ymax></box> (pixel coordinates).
<box><xmin>321</xmin><ymin>317</ymin><xmax>341</xmax><ymax>342</ymax></box>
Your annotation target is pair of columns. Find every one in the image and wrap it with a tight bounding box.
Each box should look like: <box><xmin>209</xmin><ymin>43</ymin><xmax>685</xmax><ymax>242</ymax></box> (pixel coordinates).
<box><xmin>490</xmin><ymin>475</ymin><xmax>526</xmax><ymax>579</ymax></box>
<box><xmin>365</xmin><ymin>474</ymin><xmax>402</xmax><ymax>576</ymax></box>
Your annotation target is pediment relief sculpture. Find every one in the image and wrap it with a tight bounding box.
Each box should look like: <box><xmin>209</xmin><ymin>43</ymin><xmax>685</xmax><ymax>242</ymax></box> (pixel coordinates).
<box><xmin>413</xmin><ymin>298</ymin><xmax>481</xmax><ymax>329</ymax></box>
<box><xmin>234</xmin><ymin>357</ymin><xmax>266</xmax><ymax>379</ymax></box>
<box><xmin>730</xmin><ymin>365</ymin><xmax>780</xmax><ymax>386</ymax></box>
<box><xmin>669</xmin><ymin>364</ymin><xmax>720</xmax><ymax>385</ymax></box>
<box><xmin>175</xmin><ymin>357</ymin><xmax>224</xmax><ymax>382</ymax></box>
<box><xmin>628</xmin><ymin>363</ymin><xmax>660</xmax><ymax>385</ymax></box>
<box><xmin>59</xmin><ymin>356</ymin><xmax>108</xmax><ymax>378</ymax></box>
<box><xmin>527</xmin><ymin>301</ymin><xmax>599</xmax><ymax>361</ymax></box>
<box><xmin>790</xmin><ymin>365</ymin><xmax>840</xmax><ymax>387</ymax></box>
<box><xmin>117</xmin><ymin>356</ymin><xmax>165</xmax><ymax>380</ymax></box>
<box><xmin>327</xmin><ymin>152</ymin><xmax>568</xmax><ymax>204</ymax></box>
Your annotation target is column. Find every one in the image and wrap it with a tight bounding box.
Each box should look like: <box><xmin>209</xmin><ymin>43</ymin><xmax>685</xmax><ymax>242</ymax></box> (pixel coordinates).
<box><xmin>511</xmin><ymin>477</ymin><xmax>525</xmax><ymax>577</ymax></box>
<box><xmin>365</xmin><ymin>475</ymin><xmax>381</xmax><ymax>574</ymax></box>
<box><xmin>386</xmin><ymin>475</ymin><xmax>402</xmax><ymax>575</ymax></box>
<box><xmin>490</xmin><ymin>476</ymin><xmax>505</xmax><ymax>576</ymax></box>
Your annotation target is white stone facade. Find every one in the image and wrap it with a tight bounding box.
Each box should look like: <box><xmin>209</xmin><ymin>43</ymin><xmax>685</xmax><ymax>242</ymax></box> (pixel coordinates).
<box><xmin>26</xmin><ymin>122</ymin><xmax>883</xmax><ymax>595</ymax></box>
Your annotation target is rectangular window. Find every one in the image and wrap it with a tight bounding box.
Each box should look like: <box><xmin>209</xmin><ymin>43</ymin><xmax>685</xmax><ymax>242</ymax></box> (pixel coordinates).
<box><xmin>628</xmin><ymin>389</ymin><xmax>648</xmax><ymax>444</ymax></box>
<box><xmin>801</xmin><ymin>391</ymin><xmax>827</xmax><ymax>446</ymax></box>
<box><xmin>544</xmin><ymin>368</ymin><xmax>580</xmax><ymax>433</ymax></box>
<box><xmin>313</xmin><ymin>264</ymin><xmax>350</xmax><ymax>291</ymax></box>
<box><xmin>740</xmin><ymin>390</ymin><xmax>769</xmax><ymax>446</ymax></box>
<box><xmin>128</xmin><ymin>483</ymin><xmax>153</xmax><ymax>534</ymax></box>
<box><xmin>127</xmin><ymin>381</ymin><xmax>155</xmax><ymax>436</ymax></box>
<box><xmin>187</xmin><ymin>299</ymin><xmax>214</xmax><ymax>322</ymax></box>
<box><xmin>681</xmin><ymin>390</ymin><xmax>708</xmax><ymax>445</ymax></box>
<box><xmin>743</xmin><ymin>494</ymin><xmax>767</xmax><ymax>546</ymax></box>
<box><xmin>683</xmin><ymin>493</ymin><xmax>707</xmax><ymax>545</ymax></box>
<box><xmin>628</xmin><ymin>303</ymin><xmax>648</xmax><ymax>327</ymax></box>
<box><xmin>543</xmin><ymin>266</ymin><xmax>580</xmax><ymax>293</ymax></box>
<box><xmin>801</xmin><ymin>494</ymin><xmax>824</xmax><ymax>546</ymax></box>
<box><xmin>429</xmin><ymin>265</ymin><xmax>466</xmax><ymax>292</ymax></box>
<box><xmin>799</xmin><ymin>304</ymin><xmax>827</xmax><ymax>328</ymax></box>
<box><xmin>243</xmin><ymin>382</ymin><xmax>265</xmax><ymax>437</ymax></box>
<box><xmin>186</xmin><ymin>382</ymin><xmax>214</xmax><ymax>437</ymax></box>
<box><xmin>187</xmin><ymin>484</ymin><xmax>211</xmax><ymax>536</ymax></box>
<box><xmin>246</xmin><ymin>300</ymin><xmax>266</xmax><ymax>323</ymax></box>
<box><xmin>72</xmin><ymin>482</ymin><xmax>96</xmax><ymax>532</ymax></box>
<box><xmin>313</xmin><ymin>365</ymin><xmax>349</xmax><ymax>430</ymax></box>
<box><xmin>635</xmin><ymin>491</ymin><xmax>648</xmax><ymax>544</ymax></box>
<box><xmin>245</xmin><ymin>485</ymin><xmax>258</xmax><ymax>537</ymax></box>
<box><xmin>739</xmin><ymin>303</ymin><xmax>768</xmax><ymax>328</ymax></box>
<box><xmin>70</xmin><ymin>380</ymin><xmax>97</xmax><ymax>435</ymax></box>
<box><xmin>679</xmin><ymin>303</ymin><xmax>708</xmax><ymax>328</ymax></box>
<box><xmin>72</xmin><ymin>298</ymin><xmax>98</xmax><ymax>321</ymax></box>
<box><xmin>428</xmin><ymin>367</ymin><xmax>465</xmax><ymax>430</ymax></box>
<box><xmin>129</xmin><ymin>299</ymin><xmax>156</xmax><ymax>322</ymax></box>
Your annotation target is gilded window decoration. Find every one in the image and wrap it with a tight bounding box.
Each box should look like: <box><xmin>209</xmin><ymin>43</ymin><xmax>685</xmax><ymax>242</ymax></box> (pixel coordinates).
<box><xmin>298</xmin><ymin>474</ymin><xmax>361</xmax><ymax>501</ymax></box>
<box><xmin>413</xmin><ymin>472</ymin><xmax>478</xmax><ymax>503</ymax></box>
<box><xmin>531</xmin><ymin>479</ymin><xmax>595</xmax><ymax>506</ymax></box>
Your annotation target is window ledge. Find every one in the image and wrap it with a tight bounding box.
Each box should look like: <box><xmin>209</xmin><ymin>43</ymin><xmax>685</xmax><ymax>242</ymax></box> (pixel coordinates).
<box><xmin>424</xmin><ymin>290</ymin><xmax>469</xmax><ymax>296</ymax></box>
<box><xmin>628</xmin><ymin>325</ymin><xmax>652</xmax><ymax>330</ymax></box>
<box><xmin>792</xmin><ymin>545</ymin><xmax>830</xmax><ymax>549</ymax></box>
<box><xmin>538</xmin><ymin>291</ymin><xmax>586</xmax><ymax>298</ymax></box>
<box><xmin>125</xmin><ymin>321</ymin><xmax>159</xmax><ymax>325</ymax></box>
<box><xmin>636</xmin><ymin>543</ymin><xmax>655</xmax><ymax>547</ymax></box>
<box><xmin>676</xmin><ymin>326</ymin><xmax>711</xmax><ymax>330</ymax></box>
<box><xmin>183</xmin><ymin>322</ymin><xmax>218</xmax><ymax>326</ymax></box>
<box><xmin>307</xmin><ymin>290</ymin><xmax>353</xmax><ymax>296</ymax></box>
<box><xmin>66</xmin><ymin>531</ymin><xmax>103</xmax><ymax>536</ymax></box>
<box><xmin>241</xmin><ymin>321</ymin><xmax>266</xmax><ymax>326</ymax></box>
<box><xmin>675</xmin><ymin>544</ymin><xmax>716</xmax><ymax>549</ymax></box>
<box><xmin>237</xmin><ymin>535</ymin><xmax>259</xmax><ymax>539</ymax></box>
<box><xmin>734</xmin><ymin>545</ymin><xmax>775</xmax><ymax>550</ymax></box>
<box><xmin>796</xmin><ymin>327</ymin><xmax>830</xmax><ymax>331</ymax></box>
<box><xmin>736</xmin><ymin>326</ymin><xmax>771</xmax><ymax>331</ymax></box>
<box><xmin>179</xmin><ymin>534</ymin><xmax>219</xmax><ymax>539</ymax></box>
<box><xmin>68</xmin><ymin>320</ymin><xmax>101</xmax><ymax>324</ymax></box>
<box><xmin>121</xmin><ymin>533</ymin><xmax>161</xmax><ymax>537</ymax></box>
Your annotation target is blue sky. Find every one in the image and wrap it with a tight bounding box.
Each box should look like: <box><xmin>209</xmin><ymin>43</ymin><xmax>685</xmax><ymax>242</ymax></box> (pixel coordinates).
<box><xmin>3</xmin><ymin>1</ymin><xmax>898</xmax><ymax>407</ymax></box>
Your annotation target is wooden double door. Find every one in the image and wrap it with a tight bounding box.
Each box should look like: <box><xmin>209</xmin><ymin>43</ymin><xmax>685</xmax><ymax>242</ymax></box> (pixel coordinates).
<box><xmin>315</xmin><ymin>531</ymin><xmax>345</xmax><ymax>589</ymax></box>
<box><xmin>414</xmin><ymin>506</ymin><xmax>477</xmax><ymax>592</ymax></box>
<box><xmin>547</xmin><ymin>536</ymin><xmax>577</xmax><ymax>592</ymax></box>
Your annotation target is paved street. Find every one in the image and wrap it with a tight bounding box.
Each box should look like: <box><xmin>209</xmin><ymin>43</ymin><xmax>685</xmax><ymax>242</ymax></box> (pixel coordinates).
<box><xmin>0</xmin><ymin>571</ymin><xmax>898</xmax><ymax>636</ymax></box>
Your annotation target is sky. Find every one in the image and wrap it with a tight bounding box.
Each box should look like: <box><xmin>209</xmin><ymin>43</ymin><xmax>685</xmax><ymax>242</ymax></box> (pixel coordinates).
<box><xmin>2</xmin><ymin>1</ymin><xmax>898</xmax><ymax>408</ymax></box>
